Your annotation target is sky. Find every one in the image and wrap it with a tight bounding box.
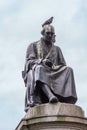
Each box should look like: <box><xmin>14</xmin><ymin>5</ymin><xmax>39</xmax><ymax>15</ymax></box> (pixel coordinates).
<box><xmin>0</xmin><ymin>0</ymin><xmax>87</xmax><ymax>130</ymax></box>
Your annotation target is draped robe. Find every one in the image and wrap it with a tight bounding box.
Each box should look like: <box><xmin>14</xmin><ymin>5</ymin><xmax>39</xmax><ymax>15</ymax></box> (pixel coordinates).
<box><xmin>22</xmin><ymin>38</ymin><xmax>77</xmax><ymax>109</ymax></box>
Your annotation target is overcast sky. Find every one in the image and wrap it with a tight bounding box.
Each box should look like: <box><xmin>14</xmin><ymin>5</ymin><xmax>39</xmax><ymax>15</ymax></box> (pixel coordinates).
<box><xmin>0</xmin><ymin>0</ymin><xmax>87</xmax><ymax>130</ymax></box>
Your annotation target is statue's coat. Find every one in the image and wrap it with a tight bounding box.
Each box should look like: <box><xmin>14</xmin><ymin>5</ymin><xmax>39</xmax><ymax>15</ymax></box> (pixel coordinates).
<box><xmin>22</xmin><ymin>38</ymin><xmax>77</xmax><ymax>108</ymax></box>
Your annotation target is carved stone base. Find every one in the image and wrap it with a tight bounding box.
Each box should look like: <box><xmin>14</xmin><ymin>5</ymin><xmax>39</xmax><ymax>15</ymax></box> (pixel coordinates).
<box><xmin>15</xmin><ymin>103</ymin><xmax>87</xmax><ymax>130</ymax></box>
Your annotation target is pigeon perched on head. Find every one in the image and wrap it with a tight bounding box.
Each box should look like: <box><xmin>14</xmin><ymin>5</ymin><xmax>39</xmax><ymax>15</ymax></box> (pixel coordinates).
<box><xmin>42</xmin><ymin>17</ymin><xmax>54</xmax><ymax>27</ymax></box>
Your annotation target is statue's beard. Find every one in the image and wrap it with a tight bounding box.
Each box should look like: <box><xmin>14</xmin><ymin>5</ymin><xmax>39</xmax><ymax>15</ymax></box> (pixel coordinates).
<box><xmin>43</xmin><ymin>36</ymin><xmax>55</xmax><ymax>43</ymax></box>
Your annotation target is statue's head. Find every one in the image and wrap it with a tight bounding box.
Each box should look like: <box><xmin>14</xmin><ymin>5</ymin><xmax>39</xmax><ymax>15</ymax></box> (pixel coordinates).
<box><xmin>41</xmin><ymin>24</ymin><xmax>56</xmax><ymax>43</ymax></box>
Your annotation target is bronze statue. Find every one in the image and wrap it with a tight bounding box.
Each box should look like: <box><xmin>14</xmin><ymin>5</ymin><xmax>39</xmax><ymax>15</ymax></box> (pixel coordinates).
<box><xmin>22</xmin><ymin>17</ymin><xmax>77</xmax><ymax>112</ymax></box>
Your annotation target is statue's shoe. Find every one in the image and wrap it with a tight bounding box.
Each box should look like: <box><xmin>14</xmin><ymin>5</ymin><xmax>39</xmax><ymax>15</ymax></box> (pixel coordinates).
<box><xmin>24</xmin><ymin>103</ymin><xmax>40</xmax><ymax>112</ymax></box>
<box><xmin>24</xmin><ymin>106</ymin><xmax>30</xmax><ymax>112</ymax></box>
<box><xmin>24</xmin><ymin>102</ymin><xmax>35</xmax><ymax>112</ymax></box>
<box><xmin>49</xmin><ymin>96</ymin><xmax>58</xmax><ymax>103</ymax></box>
<box><xmin>30</xmin><ymin>102</ymin><xmax>35</xmax><ymax>107</ymax></box>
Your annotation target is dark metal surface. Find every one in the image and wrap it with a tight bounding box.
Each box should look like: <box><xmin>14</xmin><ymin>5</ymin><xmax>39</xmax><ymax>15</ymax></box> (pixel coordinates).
<box><xmin>22</xmin><ymin>18</ymin><xmax>77</xmax><ymax>112</ymax></box>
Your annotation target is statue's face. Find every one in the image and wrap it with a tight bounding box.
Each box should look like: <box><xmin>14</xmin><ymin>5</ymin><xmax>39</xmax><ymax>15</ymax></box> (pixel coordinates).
<box><xmin>44</xmin><ymin>31</ymin><xmax>54</xmax><ymax>42</ymax></box>
<box><xmin>43</xmin><ymin>25</ymin><xmax>55</xmax><ymax>43</ymax></box>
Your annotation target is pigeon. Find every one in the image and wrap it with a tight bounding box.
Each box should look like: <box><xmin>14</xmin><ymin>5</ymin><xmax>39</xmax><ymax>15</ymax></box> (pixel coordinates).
<box><xmin>42</xmin><ymin>17</ymin><xmax>54</xmax><ymax>27</ymax></box>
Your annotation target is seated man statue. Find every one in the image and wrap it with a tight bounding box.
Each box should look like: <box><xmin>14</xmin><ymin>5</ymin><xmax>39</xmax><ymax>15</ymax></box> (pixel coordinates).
<box><xmin>22</xmin><ymin>17</ymin><xmax>77</xmax><ymax>112</ymax></box>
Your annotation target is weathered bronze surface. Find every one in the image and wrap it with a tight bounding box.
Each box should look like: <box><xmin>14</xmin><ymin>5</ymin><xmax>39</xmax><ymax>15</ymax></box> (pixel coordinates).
<box><xmin>22</xmin><ymin>17</ymin><xmax>77</xmax><ymax>112</ymax></box>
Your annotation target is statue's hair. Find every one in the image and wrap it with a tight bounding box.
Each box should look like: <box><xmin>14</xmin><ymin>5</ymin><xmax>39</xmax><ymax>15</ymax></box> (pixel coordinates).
<box><xmin>41</xmin><ymin>28</ymin><xmax>45</xmax><ymax>35</ymax></box>
<box><xmin>41</xmin><ymin>24</ymin><xmax>55</xmax><ymax>35</ymax></box>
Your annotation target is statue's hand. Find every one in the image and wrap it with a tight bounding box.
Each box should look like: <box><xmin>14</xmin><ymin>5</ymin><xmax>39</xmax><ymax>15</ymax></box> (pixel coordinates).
<box><xmin>35</xmin><ymin>59</ymin><xmax>43</xmax><ymax>64</ymax></box>
<box><xmin>43</xmin><ymin>59</ymin><xmax>53</xmax><ymax>67</ymax></box>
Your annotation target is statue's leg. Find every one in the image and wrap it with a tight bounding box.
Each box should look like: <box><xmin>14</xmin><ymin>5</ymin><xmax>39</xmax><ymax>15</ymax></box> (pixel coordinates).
<box><xmin>29</xmin><ymin>87</ymin><xmax>35</xmax><ymax>107</ymax></box>
<box><xmin>26</xmin><ymin>69</ymin><xmax>35</xmax><ymax>108</ymax></box>
<box><xmin>24</xmin><ymin>85</ymin><xmax>31</xmax><ymax>112</ymax></box>
<box><xmin>42</xmin><ymin>84</ymin><xmax>58</xmax><ymax>103</ymax></box>
<box><xmin>29</xmin><ymin>74</ymin><xmax>36</xmax><ymax>107</ymax></box>
<box><xmin>29</xmin><ymin>70</ymin><xmax>42</xmax><ymax>107</ymax></box>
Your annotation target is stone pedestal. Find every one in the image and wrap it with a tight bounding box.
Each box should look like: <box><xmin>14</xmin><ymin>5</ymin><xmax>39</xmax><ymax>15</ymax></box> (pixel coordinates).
<box><xmin>15</xmin><ymin>103</ymin><xmax>87</xmax><ymax>130</ymax></box>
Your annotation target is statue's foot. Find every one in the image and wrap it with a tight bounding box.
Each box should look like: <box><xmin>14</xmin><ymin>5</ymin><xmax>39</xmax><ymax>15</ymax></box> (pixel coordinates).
<box><xmin>25</xmin><ymin>106</ymin><xmax>30</xmax><ymax>112</ymax></box>
<box><xmin>49</xmin><ymin>96</ymin><xmax>58</xmax><ymax>103</ymax></box>
<box><xmin>30</xmin><ymin>102</ymin><xmax>35</xmax><ymax>107</ymax></box>
<box><xmin>25</xmin><ymin>103</ymin><xmax>40</xmax><ymax>112</ymax></box>
<box><xmin>24</xmin><ymin>103</ymin><xmax>35</xmax><ymax>112</ymax></box>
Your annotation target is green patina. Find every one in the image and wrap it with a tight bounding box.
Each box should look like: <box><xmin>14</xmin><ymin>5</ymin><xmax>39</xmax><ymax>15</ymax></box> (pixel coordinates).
<box><xmin>57</xmin><ymin>116</ymin><xmax>65</xmax><ymax>121</ymax></box>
